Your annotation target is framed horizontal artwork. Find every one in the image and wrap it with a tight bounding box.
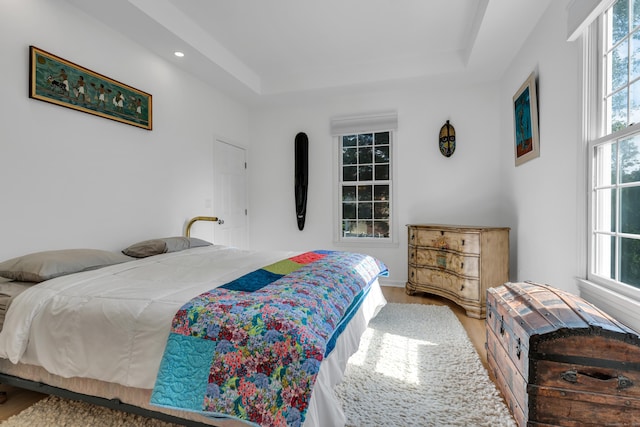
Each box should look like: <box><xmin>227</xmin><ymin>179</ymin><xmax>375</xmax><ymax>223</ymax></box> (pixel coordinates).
<box><xmin>29</xmin><ymin>46</ymin><xmax>152</xmax><ymax>130</ymax></box>
<box><xmin>512</xmin><ymin>71</ymin><xmax>539</xmax><ymax>166</ymax></box>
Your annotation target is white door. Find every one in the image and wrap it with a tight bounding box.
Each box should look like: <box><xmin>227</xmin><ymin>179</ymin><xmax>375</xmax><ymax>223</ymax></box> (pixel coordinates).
<box><xmin>213</xmin><ymin>138</ymin><xmax>248</xmax><ymax>249</ymax></box>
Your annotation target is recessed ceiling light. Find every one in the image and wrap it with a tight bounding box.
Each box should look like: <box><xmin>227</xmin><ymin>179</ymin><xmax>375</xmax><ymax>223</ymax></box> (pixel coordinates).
<box><xmin>174</xmin><ymin>51</ymin><xmax>185</xmax><ymax>58</ymax></box>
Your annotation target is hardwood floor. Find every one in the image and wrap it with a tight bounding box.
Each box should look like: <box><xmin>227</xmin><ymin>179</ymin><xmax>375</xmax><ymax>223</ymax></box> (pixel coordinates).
<box><xmin>0</xmin><ymin>285</ymin><xmax>489</xmax><ymax>421</ymax></box>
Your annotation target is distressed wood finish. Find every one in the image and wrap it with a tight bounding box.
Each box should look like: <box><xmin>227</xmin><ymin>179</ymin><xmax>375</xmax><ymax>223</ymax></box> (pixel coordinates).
<box><xmin>486</xmin><ymin>281</ymin><xmax>640</xmax><ymax>427</ymax></box>
<box><xmin>406</xmin><ymin>224</ymin><xmax>509</xmax><ymax>319</ymax></box>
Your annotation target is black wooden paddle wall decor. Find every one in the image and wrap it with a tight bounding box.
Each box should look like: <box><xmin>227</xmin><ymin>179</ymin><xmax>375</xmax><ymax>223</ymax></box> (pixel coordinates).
<box><xmin>295</xmin><ymin>132</ymin><xmax>309</xmax><ymax>230</ymax></box>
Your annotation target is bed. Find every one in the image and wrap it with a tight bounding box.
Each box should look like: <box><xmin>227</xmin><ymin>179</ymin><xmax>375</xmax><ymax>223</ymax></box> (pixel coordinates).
<box><xmin>0</xmin><ymin>216</ymin><xmax>388</xmax><ymax>427</ymax></box>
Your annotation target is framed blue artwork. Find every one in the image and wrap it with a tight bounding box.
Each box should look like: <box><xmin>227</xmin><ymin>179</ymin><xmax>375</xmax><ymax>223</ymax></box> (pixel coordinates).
<box><xmin>29</xmin><ymin>46</ymin><xmax>152</xmax><ymax>130</ymax></box>
<box><xmin>513</xmin><ymin>72</ymin><xmax>539</xmax><ymax>166</ymax></box>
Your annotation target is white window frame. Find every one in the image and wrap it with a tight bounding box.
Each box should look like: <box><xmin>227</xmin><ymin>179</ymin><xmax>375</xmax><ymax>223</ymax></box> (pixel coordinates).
<box><xmin>331</xmin><ymin>111</ymin><xmax>399</xmax><ymax>247</ymax></box>
<box><xmin>582</xmin><ymin>1</ymin><xmax>640</xmax><ymax>305</ymax></box>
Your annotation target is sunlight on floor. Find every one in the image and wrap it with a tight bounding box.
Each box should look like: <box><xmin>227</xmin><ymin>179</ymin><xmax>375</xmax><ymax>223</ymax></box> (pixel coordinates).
<box><xmin>348</xmin><ymin>327</ymin><xmax>439</xmax><ymax>384</ymax></box>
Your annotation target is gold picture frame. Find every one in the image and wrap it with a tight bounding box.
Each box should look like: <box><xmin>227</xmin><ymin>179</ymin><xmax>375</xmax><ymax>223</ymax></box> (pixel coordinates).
<box><xmin>29</xmin><ymin>46</ymin><xmax>152</xmax><ymax>130</ymax></box>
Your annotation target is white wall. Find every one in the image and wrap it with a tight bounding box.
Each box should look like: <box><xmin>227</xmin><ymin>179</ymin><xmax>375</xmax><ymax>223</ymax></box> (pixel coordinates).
<box><xmin>249</xmin><ymin>1</ymin><xmax>585</xmax><ymax>293</ymax></box>
<box><xmin>499</xmin><ymin>0</ymin><xmax>582</xmax><ymax>293</ymax></box>
<box><xmin>2</xmin><ymin>0</ymin><xmax>585</xmax><ymax>296</ymax></box>
<box><xmin>0</xmin><ymin>0</ymin><xmax>250</xmax><ymax>261</ymax></box>
<box><xmin>249</xmin><ymin>78</ymin><xmax>508</xmax><ymax>286</ymax></box>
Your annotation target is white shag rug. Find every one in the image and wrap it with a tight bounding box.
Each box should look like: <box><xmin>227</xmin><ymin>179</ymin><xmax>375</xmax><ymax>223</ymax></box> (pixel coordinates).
<box><xmin>334</xmin><ymin>303</ymin><xmax>516</xmax><ymax>427</ymax></box>
<box><xmin>1</xmin><ymin>395</ymin><xmax>180</xmax><ymax>426</ymax></box>
<box><xmin>2</xmin><ymin>303</ymin><xmax>515</xmax><ymax>427</ymax></box>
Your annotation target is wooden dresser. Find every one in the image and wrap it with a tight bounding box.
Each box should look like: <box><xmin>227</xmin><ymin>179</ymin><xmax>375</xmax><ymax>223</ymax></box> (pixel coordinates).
<box><xmin>406</xmin><ymin>224</ymin><xmax>509</xmax><ymax>319</ymax></box>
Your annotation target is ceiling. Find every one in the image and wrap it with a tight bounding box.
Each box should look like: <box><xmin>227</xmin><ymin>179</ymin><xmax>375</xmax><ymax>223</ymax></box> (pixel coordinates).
<box><xmin>64</xmin><ymin>0</ymin><xmax>552</xmax><ymax>104</ymax></box>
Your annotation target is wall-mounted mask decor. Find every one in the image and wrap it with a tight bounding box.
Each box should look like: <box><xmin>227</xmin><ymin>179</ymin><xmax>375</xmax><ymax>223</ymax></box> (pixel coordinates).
<box><xmin>439</xmin><ymin>120</ymin><xmax>455</xmax><ymax>157</ymax></box>
<box><xmin>294</xmin><ymin>132</ymin><xmax>308</xmax><ymax>230</ymax></box>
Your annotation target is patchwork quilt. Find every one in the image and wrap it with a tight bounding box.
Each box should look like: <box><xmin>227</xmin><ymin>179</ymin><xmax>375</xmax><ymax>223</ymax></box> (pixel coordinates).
<box><xmin>150</xmin><ymin>250</ymin><xmax>387</xmax><ymax>427</ymax></box>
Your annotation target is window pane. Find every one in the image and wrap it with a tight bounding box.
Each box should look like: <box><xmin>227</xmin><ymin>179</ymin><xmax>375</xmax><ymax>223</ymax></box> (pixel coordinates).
<box><xmin>343</xmin><ymin>135</ymin><xmax>357</xmax><ymax>147</ymax></box>
<box><xmin>374</xmin><ymin>202</ymin><xmax>389</xmax><ymax>219</ymax></box>
<box><xmin>343</xmin><ymin>166</ymin><xmax>357</xmax><ymax>181</ymax></box>
<box><xmin>621</xmin><ymin>187</ymin><xmax>640</xmax><ymax>233</ymax></box>
<box><xmin>613</xmin><ymin>0</ymin><xmax>630</xmax><ymax>45</ymax></box>
<box><xmin>358</xmin><ymin>133</ymin><xmax>373</xmax><ymax>146</ymax></box>
<box><xmin>373</xmin><ymin>221</ymin><xmax>389</xmax><ymax>238</ymax></box>
<box><xmin>611</xmin><ymin>89</ymin><xmax>629</xmax><ymax>131</ymax></box>
<box><xmin>361</xmin><ymin>221</ymin><xmax>373</xmax><ymax>236</ymax></box>
<box><xmin>375</xmin><ymin>132</ymin><xmax>389</xmax><ymax>145</ymax></box>
<box><xmin>630</xmin><ymin>80</ymin><xmax>640</xmax><ymax>124</ymax></box>
<box><xmin>612</xmin><ymin>40</ymin><xmax>629</xmax><ymax>92</ymax></box>
<box><xmin>358</xmin><ymin>203</ymin><xmax>372</xmax><ymax>219</ymax></box>
<box><xmin>374</xmin><ymin>185</ymin><xmax>389</xmax><ymax>201</ymax></box>
<box><xmin>358</xmin><ymin>146</ymin><xmax>373</xmax><ymax>163</ymax></box>
<box><xmin>343</xmin><ymin>220</ymin><xmax>357</xmax><ymax>236</ymax></box>
<box><xmin>594</xmin><ymin>143</ymin><xmax>617</xmax><ymax>187</ymax></box>
<box><xmin>375</xmin><ymin>146</ymin><xmax>389</xmax><ymax>163</ymax></box>
<box><xmin>594</xmin><ymin>233</ymin><xmax>616</xmax><ymax>280</ymax></box>
<box><xmin>343</xmin><ymin>147</ymin><xmax>357</xmax><ymax>165</ymax></box>
<box><xmin>343</xmin><ymin>203</ymin><xmax>356</xmax><ymax>219</ymax></box>
<box><xmin>621</xmin><ymin>237</ymin><xmax>640</xmax><ymax>286</ymax></box>
<box><xmin>632</xmin><ymin>31</ymin><xmax>640</xmax><ymax>80</ymax></box>
<box><xmin>595</xmin><ymin>188</ymin><xmax>617</xmax><ymax>232</ymax></box>
<box><xmin>375</xmin><ymin>165</ymin><xmax>389</xmax><ymax>180</ymax></box>
<box><xmin>342</xmin><ymin>186</ymin><xmax>356</xmax><ymax>201</ymax></box>
<box><xmin>358</xmin><ymin>185</ymin><xmax>372</xmax><ymax>201</ymax></box>
<box><xmin>620</xmin><ymin>135</ymin><xmax>640</xmax><ymax>183</ymax></box>
<box><xmin>358</xmin><ymin>165</ymin><xmax>373</xmax><ymax>181</ymax></box>
<box><xmin>345</xmin><ymin>220</ymin><xmax>372</xmax><ymax>237</ymax></box>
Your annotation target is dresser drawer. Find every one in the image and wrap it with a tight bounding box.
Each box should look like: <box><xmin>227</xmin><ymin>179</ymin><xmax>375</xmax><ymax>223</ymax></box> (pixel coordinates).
<box><xmin>409</xmin><ymin>266</ymin><xmax>479</xmax><ymax>300</ymax></box>
<box><xmin>410</xmin><ymin>228</ymin><xmax>480</xmax><ymax>254</ymax></box>
<box><xmin>414</xmin><ymin>249</ymin><xmax>479</xmax><ymax>278</ymax></box>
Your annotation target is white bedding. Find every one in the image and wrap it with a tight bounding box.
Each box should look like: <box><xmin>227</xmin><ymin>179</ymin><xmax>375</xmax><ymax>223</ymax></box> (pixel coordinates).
<box><xmin>0</xmin><ymin>245</ymin><xmax>386</xmax><ymax>426</ymax></box>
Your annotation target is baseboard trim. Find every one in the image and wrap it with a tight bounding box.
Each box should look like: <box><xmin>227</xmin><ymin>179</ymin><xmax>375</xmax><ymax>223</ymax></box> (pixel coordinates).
<box><xmin>379</xmin><ymin>278</ymin><xmax>405</xmax><ymax>288</ymax></box>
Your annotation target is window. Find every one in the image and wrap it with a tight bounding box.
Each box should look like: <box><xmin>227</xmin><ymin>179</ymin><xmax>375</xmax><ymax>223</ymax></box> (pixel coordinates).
<box><xmin>330</xmin><ymin>111</ymin><xmax>397</xmax><ymax>245</ymax></box>
<box><xmin>588</xmin><ymin>0</ymin><xmax>640</xmax><ymax>289</ymax></box>
<box><xmin>340</xmin><ymin>132</ymin><xmax>391</xmax><ymax>240</ymax></box>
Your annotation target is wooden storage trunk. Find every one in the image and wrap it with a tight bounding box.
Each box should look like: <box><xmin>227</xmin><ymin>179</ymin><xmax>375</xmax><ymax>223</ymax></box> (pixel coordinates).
<box><xmin>486</xmin><ymin>281</ymin><xmax>640</xmax><ymax>427</ymax></box>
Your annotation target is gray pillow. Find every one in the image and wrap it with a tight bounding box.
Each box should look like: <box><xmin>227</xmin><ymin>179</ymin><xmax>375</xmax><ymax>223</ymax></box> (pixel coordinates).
<box><xmin>122</xmin><ymin>237</ymin><xmax>211</xmax><ymax>258</ymax></box>
<box><xmin>0</xmin><ymin>249</ymin><xmax>133</xmax><ymax>283</ymax></box>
